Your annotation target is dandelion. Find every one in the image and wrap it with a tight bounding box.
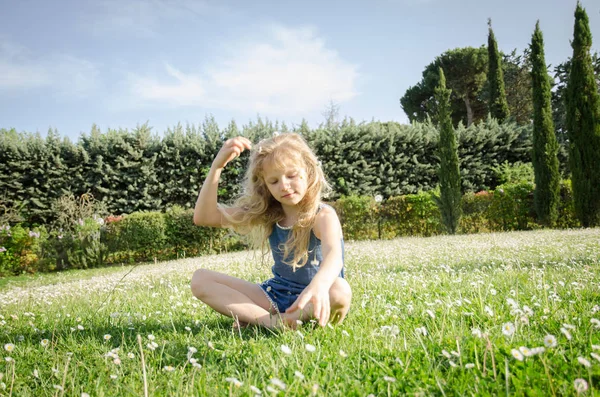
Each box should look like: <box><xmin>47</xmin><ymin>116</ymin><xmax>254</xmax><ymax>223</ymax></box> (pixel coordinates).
<box><xmin>294</xmin><ymin>371</ymin><xmax>305</xmax><ymax>380</ymax></box>
<box><xmin>4</xmin><ymin>343</ymin><xmax>14</xmax><ymax>352</ymax></box>
<box><xmin>544</xmin><ymin>334</ymin><xmax>557</xmax><ymax>348</ymax></box>
<box><xmin>560</xmin><ymin>327</ymin><xmax>572</xmax><ymax>341</ymax></box>
<box><xmin>511</xmin><ymin>349</ymin><xmax>524</xmax><ymax>361</ymax></box>
<box><xmin>591</xmin><ymin>318</ymin><xmax>600</xmax><ymax>329</ymax></box>
<box><xmin>127</xmin><ymin>352</ymin><xmax>134</xmax><ymax>359</ymax></box>
<box><xmin>465</xmin><ymin>363</ymin><xmax>475</xmax><ymax>369</ymax></box>
<box><xmin>339</xmin><ymin>350</ymin><xmax>348</xmax><ymax>358</ymax></box>
<box><xmin>192</xmin><ymin>362</ymin><xmax>202</xmax><ymax>369</ymax></box>
<box><xmin>250</xmin><ymin>385</ymin><xmax>262</xmax><ymax>394</ymax></box>
<box><xmin>383</xmin><ymin>376</ymin><xmax>396</xmax><ymax>382</ymax></box>
<box><xmin>270</xmin><ymin>378</ymin><xmax>286</xmax><ymax>390</ymax></box>
<box><xmin>574</xmin><ymin>378</ymin><xmax>588</xmax><ymax>393</ymax></box>
<box><xmin>442</xmin><ymin>350</ymin><xmax>451</xmax><ymax>358</ymax></box>
<box><xmin>577</xmin><ymin>357</ymin><xmax>591</xmax><ymax>368</ymax></box>
<box><xmin>77</xmin><ymin>325</ymin><xmax>84</xmax><ymax>331</ymax></box>
<box><xmin>163</xmin><ymin>365</ymin><xmax>175</xmax><ymax>372</ymax></box>
<box><xmin>281</xmin><ymin>345</ymin><xmax>292</xmax><ymax>355</ymax></box>
<box><xmin>184</xmin><ymin>326</ymin><xmax>191</xmax><ymax>332</ymax></box>
<box><xmin>103</xmin><ymin>334</ymin><xmax>111</xmax><ymax>341</ymax></box>
<box><xmin>415</xmin><ymin>326</ymin><xmax>428</xmax><ymax>336</ymax></box>
<box><xmin>519</xmin><ymin>346</ymin><xmax>533</xmax><ymax>357</ymax></box>
<box><xmin>305</xmin><ymin>344</ymin><xmax>316</xmax><ymax>352</ymax></box>
<box><xmin>502</xmin><ymin>322</ymin><xmax>515</xmax><ymax>336</ymax></box>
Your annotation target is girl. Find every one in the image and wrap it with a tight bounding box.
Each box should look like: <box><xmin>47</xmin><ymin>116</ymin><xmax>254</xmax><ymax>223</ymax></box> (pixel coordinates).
<box><xmin>191</xmin><ymin>133</ymin><xmax>351</xmax><ymax>329</ymax></box>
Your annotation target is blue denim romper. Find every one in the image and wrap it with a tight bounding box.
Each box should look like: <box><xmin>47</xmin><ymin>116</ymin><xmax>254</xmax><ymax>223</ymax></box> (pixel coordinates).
<box><xmin>258</xmin><ymin>205</ymin><xmax>345</xmax><ymax>314</ymax></box>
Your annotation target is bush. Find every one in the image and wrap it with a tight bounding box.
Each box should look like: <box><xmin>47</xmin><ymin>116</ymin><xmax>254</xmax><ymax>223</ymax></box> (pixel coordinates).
<box><xmin>487</xmin><ymin>182</ymin><xmax>536</xmax><ymax>231</ymax></box>
<box><xmin>460</xmin><ymin>190</ymin><xmax>494</xmax><ymax>233</ymax></box>
<box><xmin>556</xmin><ymin>180</ymin><xmax>580</xmax><ymax>229</ymax></box>
<box><xmin>0</xmin><ymin>224</ymin><xmax>47</xmax><ymax>276</ymax></box>
<box><xmin>114</xmin><ymin>211</ymin><xmax>167</xmax><ymax>261</ymax></box>
<box><xmin>379</xmin><ymin>192</ymin><xmax>442</xmax><ymax>237</ymax></box>
<box><xmin>334</xmin><ymin>196</ymin><xmax>378</xmax><ymax>240</ymax></box>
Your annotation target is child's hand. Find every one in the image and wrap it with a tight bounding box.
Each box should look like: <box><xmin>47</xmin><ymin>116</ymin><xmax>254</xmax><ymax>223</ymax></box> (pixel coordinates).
<box><xmin>286</xmin><ymin>283</ymin><xmax>330</xmax><ymax>327</ymax></box>
<box><xmin>212</xmin><ymin>137</ymin><xmax>252</xmax><ymax>169</ymax></box>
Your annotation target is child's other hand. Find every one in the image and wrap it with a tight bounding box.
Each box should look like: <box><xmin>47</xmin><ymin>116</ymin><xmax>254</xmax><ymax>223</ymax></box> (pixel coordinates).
<box><xmin>212</xmin><ymin>137</ymin><xmax>252</xmax><ymax>169</ymax></box>
<box><xmin>286</xmin><ymin>283</ymin><xmax>330</xmax><ymax>327</ymax></box>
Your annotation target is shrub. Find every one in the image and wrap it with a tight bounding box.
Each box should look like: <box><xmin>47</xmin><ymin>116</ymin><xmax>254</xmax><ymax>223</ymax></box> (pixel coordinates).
<box><xmin>379</xmin><ymin>192</ymin><xmax>442</xmax><ymax>237</ymax></box>
<box><xmin>487</xmin><ymin>182</ymin><xmax>536</xmax><ymax>231</ymax></box>
<box><xmin>115</xmin><ymin>211</ymin><xmax>167</xmax><ymax>261</ymax></box>
<box><xmin>334</xmin><ymin>196</ymin><xmax>378</xmax><ymax>240</ymax></box>
<box><xmin>0</xmin><ymin>224</ymin><xmax>46</xmax><ymax>276</ymax></box>
<box><xmin>460</xmin><ymin>191</ymin><xmax>494</xmax><ymax>233</ymax></box>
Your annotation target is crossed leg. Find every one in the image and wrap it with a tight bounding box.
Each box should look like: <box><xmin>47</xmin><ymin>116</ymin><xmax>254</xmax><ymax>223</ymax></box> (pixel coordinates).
<box><xmin>190</xmin><ymin>268</ymin><xmax>352</xmax><ymax>329</ymax></box>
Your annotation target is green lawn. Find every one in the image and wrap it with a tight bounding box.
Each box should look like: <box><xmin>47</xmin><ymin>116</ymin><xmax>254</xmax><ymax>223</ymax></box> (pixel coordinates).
<box><xmin>1</xmin><ymin>228</ymin><xmax>599</xmax><ymax>396</ymax></box>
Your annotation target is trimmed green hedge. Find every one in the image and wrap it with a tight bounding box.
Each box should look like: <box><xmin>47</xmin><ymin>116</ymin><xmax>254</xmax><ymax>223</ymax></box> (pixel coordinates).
<box><xmin>0</xmin><ymin>182</ymin><xmax>580</xmax><ymax>276</ymax></box>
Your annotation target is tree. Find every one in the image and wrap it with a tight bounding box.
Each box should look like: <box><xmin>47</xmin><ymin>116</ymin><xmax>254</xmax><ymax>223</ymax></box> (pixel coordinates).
<box><xmin>530</xmin><ymin>21</ymin><xmax>560</xmax><ymax>227</ymax></box>
<box><xmin>433</xmin><ymin>68</ymin><xmax>462</xmax><ymax>234</ymax></box>
<box><xmin>503</xmin><ymin>49</ymin><xmax>534</xmax><ymax>125</ymax></box>
<box><xmin>487</xmin><ymin>19</ymin><xmax>510</xmax><ymax>123</ymax></box>
<box><xmin>565</xmin><ymin>2</ymin><xmax>600</xmax><ymax>227</ymax></box>
<box><xmin>401</xmin><ymin>47</ymin><xmax>489</xmax><ymax>127</ymax></box>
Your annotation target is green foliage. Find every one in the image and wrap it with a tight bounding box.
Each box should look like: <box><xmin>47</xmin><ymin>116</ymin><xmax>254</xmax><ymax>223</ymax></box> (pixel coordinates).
<box><xmin>487</xmin><ymin>20</ymin><xmax>510</xmax><ymax>123</ymax></box>
<box><xmin>0</xmin><ymin>224</ymin><xmax>46</xmax><ymax>276</ymax></box>
<box><xmin>401</xmin><ymin>47</ymin><xmax>489</xmax><ymax>127</ymax></box>
<box><xmin>433</xmin><ymin>68</ymin><xmax>462</xmax><ymax>234</ymax></box>
<box><xmin>379</xmin><ymin>192</ymin><xmax>442</xmax><ymax>237</ymax></box>
<box><xmin>565</xmin><ymin>3</ymin><xmax>600</xmax><ymax>227</ymax></box>
<box><xmin>334</xmin><ymin>196</ymin><xmax>378</xmax><ymax>240</ymax></box>
<box><xmin>530</xmin><ymin>22</ymin><xmax>560</xmax><ymax>227</ymax></box>
<box><xmin>460</xmin><ymin>191</ymin><xmax>494</xmax><ymax>233</ymax></box>
<box><xmin>492</xmin><ymin>161</ymin><xmax>534</xmax><ymax>185</ymax></box>
<box><xmin>487</xmin><ymin>182</ymin><xmax>536</xmax><ymax>231</ymax></box>
<box><xmin>116</xmin><ymin>211</ymin><xmax>167</xmax><ymax>259</ymax></box>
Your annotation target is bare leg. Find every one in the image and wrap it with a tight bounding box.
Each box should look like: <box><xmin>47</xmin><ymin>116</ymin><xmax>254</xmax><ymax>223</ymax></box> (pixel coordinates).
<box><xmin>191</xmin><ymin>269</ymin><xmax>280</xmax><ymax>328</ymax></box>
<box><xmin>281</xmin><ymin>277</ymin><xmax>352</xmax><ymax>325</ymax></box>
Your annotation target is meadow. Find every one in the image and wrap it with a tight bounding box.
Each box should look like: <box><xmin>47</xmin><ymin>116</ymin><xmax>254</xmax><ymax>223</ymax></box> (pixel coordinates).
<box><xmin>1</xmin><ymin>228</ymin><xmax>599</xmax><ymax>396</ymax></box>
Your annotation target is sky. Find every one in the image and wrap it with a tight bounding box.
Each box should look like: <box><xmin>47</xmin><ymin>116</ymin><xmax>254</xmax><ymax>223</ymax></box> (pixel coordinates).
<box><xmin>1</xmin><ymin>0</ymin><xmax>599</xmax><ymax>141</ymax></box>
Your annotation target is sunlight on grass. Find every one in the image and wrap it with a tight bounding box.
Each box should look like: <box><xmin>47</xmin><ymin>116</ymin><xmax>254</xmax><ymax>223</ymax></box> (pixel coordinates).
<box><xmin>1</xmin><ymin>228</ymin><xmax>599</xmax><ymax>395</ymax></box>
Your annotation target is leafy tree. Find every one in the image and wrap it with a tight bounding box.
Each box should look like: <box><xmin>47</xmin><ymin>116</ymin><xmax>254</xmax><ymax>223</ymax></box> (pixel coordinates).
<box><xmin>433</xmin><ymin>68</ymin><xmax>462</xmax><ymax>234</ymax></box>
<box><xmin>401</xmin><ymin>47</ymin><xmax>489</xmax><ymax>127</ymax></box>
<box><xmin>487</xmin><ymin>19</ymin><xmax>510</xmax><ymax>123</ymax></box>
<box><xmin>503</xmin><ymin>49</ymin><xmax>534</xmax><ymax>125</ymax></box>
<box><xmin>565</xmin><ymin>2</ymin><xmax>600</xmax><ymax>227</ymax></box>
<box><xmin>530</xmin><ymin>21</ymin><xmax>560</xmax><ymax>226</ymax></box>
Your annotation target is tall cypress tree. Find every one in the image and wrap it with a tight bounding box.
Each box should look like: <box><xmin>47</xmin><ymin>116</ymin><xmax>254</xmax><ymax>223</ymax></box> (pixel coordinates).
<box><xmin>566</xmin><ymin>3</ymin><xmax>600</xmax><ymax>227</ymax></box>
<box><xmin>530</xmin><ymin>22</ymin><xmax>560</xmax><ymax>227</ymax></box>
<box><xmin>488</xmin><ymin>19</ymin><xmax>510</xmax><ymax>123</ymax></box>
<box><xmin>434</xmin><ymin>68</ymin><xmax>462</xmax><ymax>234</ymax></box>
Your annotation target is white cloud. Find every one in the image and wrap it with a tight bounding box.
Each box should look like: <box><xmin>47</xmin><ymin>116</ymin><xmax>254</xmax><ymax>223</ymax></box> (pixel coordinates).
<box><xmin>127</xmin><ymin>25</ymin><xmax>360</xmax><ymax>115</ymax></box>
<box><xmin>0</xmin><ymin>38</ymin><xmax>98</xmax><ymax>96</ymax></box>
<box><xmin>80</xmin><ymin>0</ymin><xmax>228</xmax><ymax>37</ymax></box>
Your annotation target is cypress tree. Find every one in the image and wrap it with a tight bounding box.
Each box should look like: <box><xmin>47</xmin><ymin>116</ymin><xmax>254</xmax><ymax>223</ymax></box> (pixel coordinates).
<box><xmin>530</xmin><ymin>21</ymin><xmax>560</xmax><ymax>226</ymax></box>
<box><xmin>434</xmin><ymin>68</ymin><xmax>462</xmax><ymax>234</ymax></box>
<box><xmin>487</xmin><ymin>19</ymin><xmax>510</xmax><ymax>123</ymax></box>
<box><xmin>566</xmin><ymin>3</ymin><xmax>600</xmax><ymax>227</ymax></box>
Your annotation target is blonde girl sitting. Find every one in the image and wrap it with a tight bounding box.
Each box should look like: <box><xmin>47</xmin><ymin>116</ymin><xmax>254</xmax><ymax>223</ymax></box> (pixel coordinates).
<box><xmin>191</xmin><ymin>133</ymin><xmax>351</xmax><ymax>329</ymax></box>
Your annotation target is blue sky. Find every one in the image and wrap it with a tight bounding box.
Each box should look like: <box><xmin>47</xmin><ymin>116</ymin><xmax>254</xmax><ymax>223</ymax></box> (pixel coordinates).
<box><xmin>1</xmin><ymin>0</ymin><xmax>599</xmax><ymax>141</ymax></box>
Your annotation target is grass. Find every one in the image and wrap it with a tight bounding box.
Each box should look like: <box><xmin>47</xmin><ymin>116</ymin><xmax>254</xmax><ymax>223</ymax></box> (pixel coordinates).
<box><xmin>1</xmin><ymin>228</ymin><xmax>599</xmax><ymax>396</ymax></box>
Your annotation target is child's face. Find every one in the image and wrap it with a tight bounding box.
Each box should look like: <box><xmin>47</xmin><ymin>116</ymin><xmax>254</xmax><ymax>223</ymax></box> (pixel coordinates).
<box><xmin>262</xmin><ymin>160</ymin><xmax>308</xmax><ymax>208</ymax></box>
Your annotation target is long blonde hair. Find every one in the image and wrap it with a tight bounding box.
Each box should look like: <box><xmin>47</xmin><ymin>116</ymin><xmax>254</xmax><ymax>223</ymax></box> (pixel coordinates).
<box><xmin>221</xmin><ymin>133</ymin><xmax>330</xmax><ymax>269</ymax></box>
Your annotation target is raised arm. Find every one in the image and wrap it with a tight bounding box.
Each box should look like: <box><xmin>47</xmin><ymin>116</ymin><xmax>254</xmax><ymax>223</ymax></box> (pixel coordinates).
<box><xmin>193</xmin><ymin>137</ymin><xmax>252</xmax><ymax>228</ymax></box>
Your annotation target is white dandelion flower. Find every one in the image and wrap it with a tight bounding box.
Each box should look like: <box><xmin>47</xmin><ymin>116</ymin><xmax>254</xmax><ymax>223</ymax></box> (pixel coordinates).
<box><xmin>280</xmin><ymin>345</ymin><xmax>292</xmax><ymax>355</ymax></box>
<box><xmin>442</xmin><ymin>350</ymin><xmax>451</xmax><ymax>358</ymax></box>
<box><xmin>511</xmin><ymin>349</ymin><xmax>524</xmax><ymax>361</ymax></box>
<box><xmin>544</xmin><ymin>334</ymin><xmax>557</xmax><ymax>348</ymax></box>
<box><xmin>502</xmin><ymin>322</ymin><xmax>515</xmax><ymax>336</ymax></box>
<box><xmin>305</xmin><ymin>344</ymin><xmax>316</xmax><ymax>352</ymax></box>
<box><xmin>339</xmin><ymin>350</ymin><xmax>348</xmax><ymax>358</ymax></box>
<box><xmin>184</xmin><ymin>326</ymin><xmax>191</xmax><ymax>332</ymax></box>
<box><xmin>577</xmin><ymin>357</ymin><xmax>591</xmax><ymax>368</ymax></box>
<box><xmin>574</xmin><ymin>378</ymin><xmax>588</xmax><ymax>393</ymax></box>
<box><xmin>3</xmin><ymin>344</ymin><xmax>14</xmax><ymax>352</ymax></box>
<box><xmin>77</xmin><ymin>325</ymin><xmax>84</xmax><ymax>331</ymax></box>
<box><xmin>519</xmin><ymin>346</ymin><xmax>533</xmax><ymax>357</ymax></box>
<box><xmin>127</xmin><ymin>352</ymin><xmax>135</xmax><ymax>359</ymax></box>
<box><xmin>591</xmin><ymin>318</ymin><xmax>600</xmax><ymax>329</ymax></box>
<box><xmin>147</xmin><ymin>334</ymin><xmax>155</xmax><ymax>341</ymax></box>
<box><xmin>192</xmin><ymin>362</ymin><xmax>202</xmax><ymax>369</ymax></box>
<box><xmin>270</xmin><ymin>377</ymin><xmax>286</xmax><ymax>390</ymax></box>
<box><xmin>103</xmin><ymin>334</ymin><xmax>111</xmax><ymax>341</ymax></box>
<box><xmin>448</xmin><ymin>360</ymin><xmax>457</xmax><ymax>367</ymax></box>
